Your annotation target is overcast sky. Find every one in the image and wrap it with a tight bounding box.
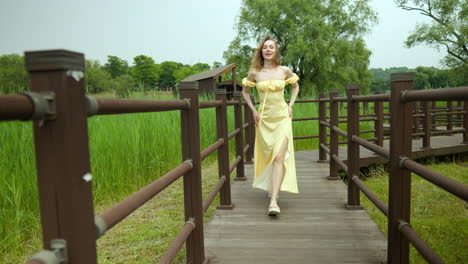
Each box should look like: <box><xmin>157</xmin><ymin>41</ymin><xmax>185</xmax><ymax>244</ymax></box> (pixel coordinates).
<box><xmin>0</xmin><ymin>0</ymin><xmax>445</xmax><ymax>69</ymax></box>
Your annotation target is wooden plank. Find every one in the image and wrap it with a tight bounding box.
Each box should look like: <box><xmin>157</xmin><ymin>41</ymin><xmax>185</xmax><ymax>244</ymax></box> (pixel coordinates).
<box><xmin>204</xmin><ymin>135</ymin><xmax>467</xmax><ymax>263</ymax></box>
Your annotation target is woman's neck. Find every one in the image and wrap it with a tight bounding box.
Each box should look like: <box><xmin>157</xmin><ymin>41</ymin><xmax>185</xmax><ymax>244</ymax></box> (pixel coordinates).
<box><xmin>263</xmin><ymin>59</ymin><xmax>275</xmax><ymax>69</ymax></box>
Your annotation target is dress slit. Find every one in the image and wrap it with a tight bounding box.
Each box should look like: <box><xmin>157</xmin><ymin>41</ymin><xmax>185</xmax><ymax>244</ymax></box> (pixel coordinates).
<box><xmin>252</xmin><ymin>131</ymin><xmax>292</xmax><ymax>193</ymax></box>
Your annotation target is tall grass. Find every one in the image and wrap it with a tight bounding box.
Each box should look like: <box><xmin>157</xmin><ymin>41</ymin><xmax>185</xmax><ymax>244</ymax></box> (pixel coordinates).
<box><xmin>1</xmin><ymin>92</ymin><xmax>346</xmax><ymax>262</ymax></box>
<box><xmin>361</xmin><ymin>161</ymin><xmax>468</xmax><ymax>263</ymax></box>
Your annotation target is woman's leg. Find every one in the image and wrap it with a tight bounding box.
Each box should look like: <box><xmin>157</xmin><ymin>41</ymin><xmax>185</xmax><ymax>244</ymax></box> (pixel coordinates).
<box><xmin>270</xmin><ymin>136</ymin><xmax>289</xmax><ymax>204</ymax></box>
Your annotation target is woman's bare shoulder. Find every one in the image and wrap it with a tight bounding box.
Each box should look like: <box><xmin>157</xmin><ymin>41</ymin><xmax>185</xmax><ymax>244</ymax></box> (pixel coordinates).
<box><xmin>280</xmin><ymin>66</ymin><xmax>294</xmax><ymax>77</ymax></box>
<box><xmin>247</xmin><ymin>70</ymin><xmax>257</xmax><ymax>81</ymax></box>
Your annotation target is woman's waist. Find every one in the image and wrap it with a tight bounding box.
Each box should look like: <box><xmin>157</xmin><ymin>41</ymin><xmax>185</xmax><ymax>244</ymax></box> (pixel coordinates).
<box><xmin>259</xmin><ymin>94</ymin><xmax>286</xmax><ymax>103</ymax></box>
<box><xmin>259</xmin><ymin>100</ymin><xmax>288</xmax><ymax>108</ymax></box>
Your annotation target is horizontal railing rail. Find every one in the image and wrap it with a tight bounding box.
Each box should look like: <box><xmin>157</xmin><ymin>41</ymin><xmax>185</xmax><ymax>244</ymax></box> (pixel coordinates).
<box><xmin>320</xmin><ymin>73</ymin><xmax>468</xmax><ymax>264</ymax></box>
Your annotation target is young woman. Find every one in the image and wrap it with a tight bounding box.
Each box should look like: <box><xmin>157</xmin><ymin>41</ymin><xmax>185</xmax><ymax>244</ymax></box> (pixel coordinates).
<box><xmin>241</xmin><ymin>36</ymin><xmax>300</xmax><ymax>216</ymax></box>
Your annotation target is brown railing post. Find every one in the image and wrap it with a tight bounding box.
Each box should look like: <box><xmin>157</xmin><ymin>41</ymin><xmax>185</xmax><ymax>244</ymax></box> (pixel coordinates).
<box><xmin>318</xmin><ymin>91</ymin><xmax>328</xmax><ymax>162</ymax></box>
<box><xmin>249</xmin><ymin>95</ymin><xmax>256</xmax><ymax>158</ymax></box>
<box><xmin>25</xmin><ymin>50</ymin><xmax>97</xmax><ymax>263</ymax></box>
<box><xmin>346</xmin><ymin>85</ymin><xmax>362</xmax><ymax>209</ymax></box>
<box><xmin>412</xmin><ymin>101</ymin><xmax>419</xmax><ymax>136</ymax></box>
<box><xmin>216</xmin><ymin>89</ymin><xmax>234</xmax><ymax>209</ymax></box>
<box><xmin>179</xmin><ymin>81</ymin><xmax>205</xmax><ymax>264</ymax></box>
<box><xmin>447</xmin><ymin>100</ymin><xmax>453</xmax><ymax>133</ymax></box>
<box><xmin>374</xmin><ymin>91</ymin><xmax>384</xmax><ymax>147</ymax></box>
<box><xmin>456</xmin><ymin>100</ymin><xmax>462</xmax><ymax>124</ymax></box>
<box><xmin>422</xmin><ymin>101</ymin><xmax>431</xmax><ymax>149</ymax></box>
<box><xmin>463</xmin><ymin>101</ymin><xmax>468</xmax><ymax>143</ymax></box>
<box><xmin>233</xmin><ymin>92</ymin><xmax>247</xmax><ymax>181</ymax></box>
<box><xmin>388</xmin><ymin>72</ymin><xmax>414</xmax><ymax>264</ymax></box>
<box><xmin>328</xmin><ymin>89</ymin><xmax>340</xmax><ymax>180</ymax></box>
<box><xmin>243</xmin><ymin>95</ymin><xmax>253</xmax><ymax>164</ymax></box>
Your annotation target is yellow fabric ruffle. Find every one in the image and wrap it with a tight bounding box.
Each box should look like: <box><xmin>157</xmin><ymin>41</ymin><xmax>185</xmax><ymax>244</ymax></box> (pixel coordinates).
<box><xmin>285</xmin><ymin>73</ymin><xmax>299</xmax><ymax>85</ymax></box>
<box><xmin>242</xmin><ymin>78</ymin><xmax>256</xmax><ymax>87</ymax></box>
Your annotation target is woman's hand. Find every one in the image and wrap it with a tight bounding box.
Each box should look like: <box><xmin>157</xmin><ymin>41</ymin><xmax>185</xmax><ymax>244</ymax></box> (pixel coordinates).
<box><xmin>288</xmin><ymin>106</ymin><xmax>293</xmax><ymax>119</ymax></box>
<box><xmin>252</xmin><ymin>110</ymin><xmax>259</xmax><ymax>126</ymax></box>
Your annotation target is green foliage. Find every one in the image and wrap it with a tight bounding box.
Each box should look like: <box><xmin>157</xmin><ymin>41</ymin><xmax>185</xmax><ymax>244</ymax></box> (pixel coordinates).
<box><xmin>225</xmin><ymin>0</ymin><xmax>377</xmax><ymax>96</ymax></box>
<box><xmin>0</xmin><ymin>54</ymin><xmax>28</xmax><ymax>94</ymax></box>
<box><xmin>192</xmin><ymin>62</ymin><xmax>210</xmax><ymax>72</ymax></box>
<box><xmin>369</xmin><ymin>66</ymin><xmax>467</xmax><ymax>93</ymax></box>
<box><xmin>173</xmin><ymin>63</ymin><xmax>212</xmax><ymax>84</ymax></box>
<box><xmin>212</xmin><ymin>61</ymin><xmax>223</xmax><ymax>69</ymax></box>
<box><xmin>85</xmin><ymin>60</ymin><xmax>114</xmax><ymax>94</ymax></box>
<box><xmin>157</xmin><ymin>61</ymin><xmax>182</xmax><ymax>90</ymax></box>
<box><xmin>395</xmin><ymin>0</ymin><xmax>468</xmax><ymax>68</ymax></box>
<box><xmin>114</xmin><ymin>74</ymin><xmax>136</xmax><ymax>98</ymax></box>
<box><xmin>223</xmin><ymin>37</ymin><xmax>256</xmax><ymax>83</ymax></box>
<box><xmin>103</xmin><ymin>55</ymin><xmax>129</xmax><ymax>78</ymax></box>
<box><xmin>131</xmin><ymin>55</ymin><xmax>159</xmax><ymax>89</ymax></box>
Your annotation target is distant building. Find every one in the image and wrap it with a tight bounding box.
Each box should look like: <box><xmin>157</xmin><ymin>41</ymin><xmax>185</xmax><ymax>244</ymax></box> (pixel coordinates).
<box><xmin>178</xmin><ymin>63</ymin><xmax>241</xmax><ymax>99</ymax></box>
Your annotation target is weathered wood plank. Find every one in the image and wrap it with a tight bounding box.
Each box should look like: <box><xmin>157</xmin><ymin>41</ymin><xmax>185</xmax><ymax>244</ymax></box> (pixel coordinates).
<box><xmin>204</xmin><ymin>135</ymin><xmax>467</xmax><ymax>264</ymax></box>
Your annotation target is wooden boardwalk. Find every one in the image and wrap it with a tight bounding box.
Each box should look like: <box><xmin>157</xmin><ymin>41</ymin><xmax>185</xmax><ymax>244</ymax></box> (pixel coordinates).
<box><xmin>204</xmin><ymin>135</ymin><xmax>467</xmax><ymax>264</ymax></box>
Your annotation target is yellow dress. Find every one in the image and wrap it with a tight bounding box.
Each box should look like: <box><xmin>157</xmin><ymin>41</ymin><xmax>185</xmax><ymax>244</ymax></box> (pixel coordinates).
<box><xmin>242</xmin><ymin>74</ymin><xmax>300</xmax><ymax>194</ymax></box>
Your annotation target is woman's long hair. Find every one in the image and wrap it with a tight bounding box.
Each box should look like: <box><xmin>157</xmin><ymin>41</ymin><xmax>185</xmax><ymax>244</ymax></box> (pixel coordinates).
<box><xmin>249</xmin><ymin>36</ymin><xmax>281</xmax><ymax>71</ymax></box>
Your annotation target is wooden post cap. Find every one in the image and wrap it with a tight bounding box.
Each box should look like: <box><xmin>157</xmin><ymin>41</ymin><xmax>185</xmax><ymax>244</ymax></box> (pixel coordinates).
<box><xmin>391</xmin><ymin>72</ymin><xmax>415</xmax><ymax>82</ymax></box>
<box><xmin>24</xmin><ymin>49</ymin><xmax>85</xmax><ymax>72</ymax></box>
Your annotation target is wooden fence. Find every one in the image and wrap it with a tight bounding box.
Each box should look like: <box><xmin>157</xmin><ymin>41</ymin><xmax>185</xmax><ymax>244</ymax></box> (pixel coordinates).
<box><xmin>319</xmin><ymin>73</ymin><xmax>468</xmax><ymax>264</ymax></box>
<box><xmin>0</xmin><ymin>49</ymin><xmax>467</xmax><ymax>264</ymax></box>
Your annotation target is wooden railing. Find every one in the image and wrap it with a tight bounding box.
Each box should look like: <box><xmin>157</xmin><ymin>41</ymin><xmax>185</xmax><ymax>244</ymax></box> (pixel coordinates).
<box><xmin>319</xmin><ymin>73</ymin><xmax>468</xmax><ymax>264</ymax></box>
<box><xmin>1</xmin><ymin>49</ymin><xmax>467</xmax><ymax>264</ymax></box>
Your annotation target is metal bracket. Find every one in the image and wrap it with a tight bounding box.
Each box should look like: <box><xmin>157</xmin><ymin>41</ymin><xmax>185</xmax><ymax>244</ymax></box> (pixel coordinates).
<box><xmin>400</xmin><ymin>90</ymin><xmax>408</xmax><ymax>102</ymax></box>
<box><xmin>95</xmin><ymin>215</ymin><xmax>108</xmax><ymax>239</ymax></box>
<box><xmin>399</xmin><ymin>156</ymin><xmax>409</xmax><ymax>168</ymax></box>
<box><xmin>183</xmin><ymin>98</ymin><xmax>191</xmax><ymax>109</ymax></box>
<box><xmin>22</xmin><ymin>92</ymin><xmax>56</xmax><ymax>120</ymax></box>
<box><xmin>398</xmin><ymin>220</ymin><xmax>412</xmax><ymax>231</ymax></box>
<box><xmin>86</xmin><ymin>95</ymin><xmax>99</xmax><ymax>116</ymax></box>
<box><xmin>29</xmin><ymin>239</ymin><xmax>67</xmax><ymax>264</ymax></box>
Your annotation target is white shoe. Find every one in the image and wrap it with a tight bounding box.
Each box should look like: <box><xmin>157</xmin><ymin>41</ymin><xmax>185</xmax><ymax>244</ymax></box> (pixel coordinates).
<box><xmin>268</xmin><ymin>203</ymin><xmax>280</xmax><ymax>216</ymax></box>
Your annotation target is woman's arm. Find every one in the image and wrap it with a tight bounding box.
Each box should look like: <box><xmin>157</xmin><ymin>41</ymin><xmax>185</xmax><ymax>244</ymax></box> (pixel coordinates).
<box><xmin>242</xmin><ymin>86</ymin><xmax>256</xmax><ymax>112</ymax></box>
<box><xmin>282</xmin><ymin>66</ymin><xmax>300</xmax><ymax>108</ymax></box>
<box><xmin>241</xmin><ymin>71</ymin><xmax>257</xmax><ymax>112</ymax></box>
<box><xmin>289</xmin><ymin>82</ymin><xmax>299</xmax><ymax>108</ymax></box>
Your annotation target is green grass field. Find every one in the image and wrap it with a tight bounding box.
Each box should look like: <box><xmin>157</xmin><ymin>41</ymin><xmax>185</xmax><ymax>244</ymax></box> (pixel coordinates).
<box><xmin>360</xmin><ymin>160</ymin><xmax>468</xmax><ymax>263</ymax></box>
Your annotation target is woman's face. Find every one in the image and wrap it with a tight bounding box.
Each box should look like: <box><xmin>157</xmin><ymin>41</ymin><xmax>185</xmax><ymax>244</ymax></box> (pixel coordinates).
<box><xmin>262</xmin><ymin>40</ymin><xmax>276</xmax><ymax>61</ymax></box>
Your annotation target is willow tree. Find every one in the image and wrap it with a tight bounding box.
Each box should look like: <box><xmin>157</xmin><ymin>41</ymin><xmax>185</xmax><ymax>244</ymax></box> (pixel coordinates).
<box><xmin>224</xmin><ymin>0</ymin><xmax>377</xmax><ymax>95</ymax></box>
<box><xmin>395</xmin><ymin>0</ymin><xmax>467</xmax><ymax>84</ymax></box>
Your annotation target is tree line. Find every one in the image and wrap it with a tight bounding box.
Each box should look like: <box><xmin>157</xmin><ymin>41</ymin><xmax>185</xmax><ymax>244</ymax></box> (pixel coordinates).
<box><xmin>0</xmin><ymin>53</ymin><xmax>220</xmax><ymax>97</ymax></box>
<box><xmin>370</xmin><ymin>66</ymin><xmax>466</xmax><ymax>93</ymax></box>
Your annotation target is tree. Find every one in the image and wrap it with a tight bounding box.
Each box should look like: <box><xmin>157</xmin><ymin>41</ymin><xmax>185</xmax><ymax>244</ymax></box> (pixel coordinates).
<box><xmin>395</xmin><ymin>0</ymin><xmax>467</xmax><ymax>68</ymax></box>
<box><xmin>0</xmin><ymin>54</ymin><xmax>28</xmax><ymax>94</ymax></box>
<box><xmin>223</xmin><ymin>37</ymin><xmax>256</xmax><ymax>84</ymax></box>
<box><xmin>131</xmin><ymin>55</ymin><xmax>159</xmax><ymax>89</ymax></box>
<box><xmin>158</xmin><ymin>61</ymin><xmax>182</xmax><ymax>90</ymax></box>
<box><xmin>114</xmin><ymin>74</ymin><xmax>135</xmax><ymax>98</ymax></box>
<box><xmin>225</xmin><ymin>0</ymin><xmax>377</xmax><ymax>95</ymax></box>
<box><xmin>212</xmin><ymin>61</ymin><xmax>223</xmax><ymax>69</ymax></box>
<box><xmin>85</xmin><ymin>60</ymin><xmax>114</xmax><ymax>94</ymax></box>
<box><xmin>173</xmin><ymin>63</ymin><xmax>212</xmax><ymax>84</ymax></box>
<box><xmin>192</xmin><ymin>63</ymin><xmax>210</xmax><ymax>72</ymax></box>
<box><xmin>103</xmin><ymin>55</ymin><xmax>129</xmax><ymax>78</ymax></box>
